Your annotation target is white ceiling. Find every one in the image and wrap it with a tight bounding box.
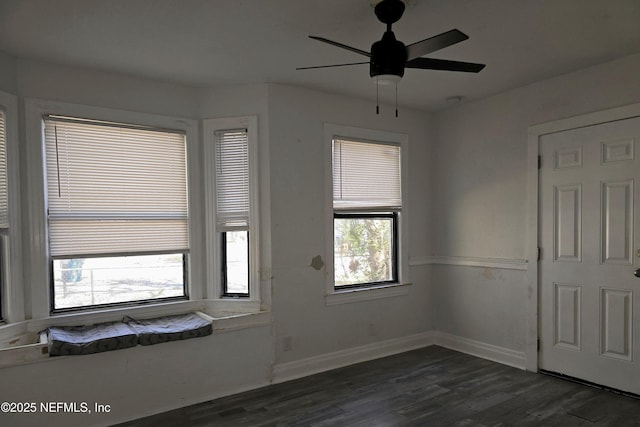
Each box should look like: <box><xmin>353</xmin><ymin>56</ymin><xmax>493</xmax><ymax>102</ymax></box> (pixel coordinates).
<box><xmin>0</xmin><ymin>0</ymin><xmax>638</xmax><ymax>111</ymax></box>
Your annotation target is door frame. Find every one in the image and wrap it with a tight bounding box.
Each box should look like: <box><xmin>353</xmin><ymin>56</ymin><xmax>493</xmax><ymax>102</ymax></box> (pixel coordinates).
<box><xmin>525</xmin><ymin>102</ymin><xmax>640</xmax><ymax>372</ymax></box>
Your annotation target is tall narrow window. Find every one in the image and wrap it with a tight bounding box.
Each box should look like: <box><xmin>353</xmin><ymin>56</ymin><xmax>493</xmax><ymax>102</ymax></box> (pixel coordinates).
<box><xmin>215</xmin><ymin>129</ymin><xmax>250</xmax><ymax>297</ymax></box>
<box><xmin>44</xmin><ymin>116</ymin><xmax>189</xmax><ymax>311</ymax></box>
<box><xmin>0</xmin><ymin>111</ymin><xmax>8</xmax><ymax>232</ymax></box>
<box><xmin>0</xmin><ymin>110</ymin><xmax>7</xmax><ymax>318</ymax></box>
<box><xmin>332</xmin><ymin>138</ymin><xmax>401</xmax><ymax>288</ymax></box>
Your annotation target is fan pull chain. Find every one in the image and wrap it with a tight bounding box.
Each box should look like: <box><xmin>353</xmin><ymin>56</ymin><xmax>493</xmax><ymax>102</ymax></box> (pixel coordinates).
<box><xmin>395</xmin><ymin>82</ymin><xmax>398</xmax><ymax>118</ymax></box>
<box><xmin>376</xmin><ymin>76</ymin><xmax>380</xmax><ymax>115</ymax></box>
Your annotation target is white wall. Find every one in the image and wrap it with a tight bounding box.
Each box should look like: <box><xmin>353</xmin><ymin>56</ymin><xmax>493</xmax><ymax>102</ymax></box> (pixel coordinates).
<box><xmin>0</xmin><ymin>60</ymin><xmax>434</xmax><ymax>426</ymax></box>
<box><xmin>0</xmin><ymin>51</ymin><xmax>17</xmax><ymax>94</ymax></box>
<box><xmin>431</xmin><ymin>53</ymin><xmax>640</xmax><ymax>353</ymax></box>
<box><xmin>266</xmin><ymin>84</ymin><xmax>433</xmax><ymax>364</ymax></box>
<box><xmin>1</xmin><ymin>327</ymin><xmax>273</xmax><ymax>427</ymax></box>
<box><xmin>15</xmin><ymin>59</ymin><xmax>202</xmax><ymax>118</ymax></box>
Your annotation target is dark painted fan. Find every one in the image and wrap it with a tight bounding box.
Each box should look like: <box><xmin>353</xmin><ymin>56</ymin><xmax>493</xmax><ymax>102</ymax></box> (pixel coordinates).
<box><xmin>298</xmin><ymin>0</ymin><xmax>485</xmax><ymax>85</ymax></box>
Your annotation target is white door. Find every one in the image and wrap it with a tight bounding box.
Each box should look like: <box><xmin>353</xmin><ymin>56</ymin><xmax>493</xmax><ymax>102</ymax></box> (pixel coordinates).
<box><xmin>539</xmin><ymin>116</ymin><xmax>640</xmax><ymax>394</ymax></box>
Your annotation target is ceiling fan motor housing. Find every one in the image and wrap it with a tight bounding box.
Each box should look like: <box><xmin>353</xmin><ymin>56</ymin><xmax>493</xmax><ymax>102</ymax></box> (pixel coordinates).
<box><xmin>370</xmin><ymin>31</ymin><xmax>407</xmax><ymax>79</ymax></box>
<box><xmin>374</xmin><ymin>0</ymin><xmax>406</xmax><ymax>25</ymax></box>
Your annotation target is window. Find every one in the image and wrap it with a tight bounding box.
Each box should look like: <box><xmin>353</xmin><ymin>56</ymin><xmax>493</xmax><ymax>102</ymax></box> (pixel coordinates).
<box><xmin>43</xmin><ymin>116</ymin><xmax>189</xmax><ymax>311</ymax></box>
<box><xmin>334</xmin><ymin>212</ymin><xmax>398</xmax><ymax>286</ymax></box>
<box><xmin>331</xmin><ymin>136</ymin><xmax>403</xmax><ymax>290</ymax></box>
<box><xmin>215</xmin><ymin>129</ymin><xmax>250</xmax><ymax>297</ymax></box>
<box><xmin>204</xmin><ymin>117</ymin><xmax>259</xmax><ymax>301</ymax></box>
<box><xmin>21</xmin><ymin>99</ymin><xmax>267</xmax><ymax>324</ymax></box>
<box><xmin>0</xmin><ymin>109</ymin><xmax>7</xmax><ymax>319</ymax></box>
<box><xmin>221</xmin><ymin>230</ymin><xmax>249</xmax><ymax>296</ymax></box>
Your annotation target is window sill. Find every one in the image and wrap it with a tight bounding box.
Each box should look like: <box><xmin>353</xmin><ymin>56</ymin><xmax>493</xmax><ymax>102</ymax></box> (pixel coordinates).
<box><xmin>0</xmin><ymin>299</ymin><xmax>271</xmax><ymax>369</ymax></box>
<box><xmin>325</xmin><ymin>282</ymin><xmax>411</xmax><ymax>306</ymax></box>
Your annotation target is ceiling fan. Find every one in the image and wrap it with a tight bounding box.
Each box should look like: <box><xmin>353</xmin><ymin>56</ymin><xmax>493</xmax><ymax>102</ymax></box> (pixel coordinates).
<box><xmin>298</xmin><ymin>0</ymin><xmax>485</xmax><ymax>114</ymax></box>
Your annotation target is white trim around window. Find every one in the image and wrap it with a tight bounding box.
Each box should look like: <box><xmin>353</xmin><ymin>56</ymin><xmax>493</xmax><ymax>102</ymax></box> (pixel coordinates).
<box><xmin>203</xmin><ymin>116</ymin><xmax>261</xmax><ymax>308</ymax></box>
<box><xmin>324</xmin><ymin>123</ymin><xmax>410</xmax><ymax>305</ymax></box>
<box><xmin>24</xmin><ymin>99</ymin><xmax>203</xmax><ymax>319</ymax></box>
<box><xmin>0</xmin><ymin>90</ymin><xmax>23</xmax><ymax>323</ymax></box>
<box><xmin>0</xmin><ymin>100</ymin><xmax>271</xmax><ymax>365</ymax></box>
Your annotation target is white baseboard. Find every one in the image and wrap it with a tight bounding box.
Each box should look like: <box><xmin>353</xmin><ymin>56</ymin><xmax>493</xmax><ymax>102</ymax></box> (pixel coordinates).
<box><xmin>432</xmin><ymin>331</ymin><xmax>527</xmax><ymax>370</ymax></box>
<box><xmin>272</xmin><ymin>331</ymin><xmax>435</xmax><ymax>384</ymax></box>
<box><xmin>272</xmin><ymin>331</ymin><xmax>527</xmax><ymax>385</ymax></box>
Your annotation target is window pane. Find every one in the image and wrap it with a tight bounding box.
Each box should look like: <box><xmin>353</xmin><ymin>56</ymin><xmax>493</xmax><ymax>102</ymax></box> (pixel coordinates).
<box><xmin>52</xmin><ymin>253</ymin><xmax>185</xmax><ymax>310</ymax></box>
<box><xmin>334</xmin><ymin>217</ymin><xmax>395</xmax><ymax>286</ymax></box>
<box><xmin>224</xmin><ymin>231</ymin><xmax>249</xmax><ymax>295</ymax></box>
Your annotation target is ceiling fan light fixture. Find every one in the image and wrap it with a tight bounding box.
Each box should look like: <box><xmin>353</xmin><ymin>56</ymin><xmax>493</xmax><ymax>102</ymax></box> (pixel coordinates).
<box><xmin>375</xmin><ymin>74</ymin><xmax>402</xmax><ymax>85</ymax></box>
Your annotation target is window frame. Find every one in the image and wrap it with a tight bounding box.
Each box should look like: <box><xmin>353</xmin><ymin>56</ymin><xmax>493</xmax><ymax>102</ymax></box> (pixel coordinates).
<box><xmin>48</xmin><ymin>253</ymin><xmax>190</xmax><ymax>314</ymax></box>
<box><xmin>221</xmin><ymin>230</ymin><xmax>250</xmax><ymax>298</ymax></box>
<box><xmin>25</xmin><ymin>99</ymin><xmax>202</xmax><ymax>318</ymax></box>
<box><xmin>203</xmin><ymin>116</ymin><xmax>260</xmax><ymax>305</ymax></box>
<box><xmin>41</xmin><ymin>116</ymin><xmax>192</xmax><ymax>313</ymax></box>
<box><xmin>324</xmin><ymin>123</ymin><xmax>410</xmax><ymax>305</ymax></box>
<box><xmin>333</xmin><ymin>211</ymin><xmax>399</xmax><ymax>289</ymax></box>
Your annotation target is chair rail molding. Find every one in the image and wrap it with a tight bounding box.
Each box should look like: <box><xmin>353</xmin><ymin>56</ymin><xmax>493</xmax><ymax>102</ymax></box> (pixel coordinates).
<box><xmin>410</xmin><ymin>255</ymin><xmax>527</xmax><ymax>271</ymax></box>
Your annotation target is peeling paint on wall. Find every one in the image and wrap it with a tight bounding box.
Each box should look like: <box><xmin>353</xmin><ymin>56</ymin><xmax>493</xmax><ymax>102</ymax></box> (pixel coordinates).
<box><xmin>310</xmin><ymin>255</ymin><xmax>324</xmax><ymax>271</ymax></box>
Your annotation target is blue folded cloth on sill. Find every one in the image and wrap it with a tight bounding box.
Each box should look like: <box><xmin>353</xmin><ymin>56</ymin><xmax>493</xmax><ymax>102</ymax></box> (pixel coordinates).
<box><xmin>46</xmin><ymin>312</ymin><xmax>212</xmax><ymax>356</ymax></box>
<box><xmin>47</xmin><ymin>322</ymin><xmax>138</xmax><ymax>356</ymax></box>
<box><xmin>125</xmin><ymin>313</ymin><xmax>213</xmax><ymax>346</ymax></box>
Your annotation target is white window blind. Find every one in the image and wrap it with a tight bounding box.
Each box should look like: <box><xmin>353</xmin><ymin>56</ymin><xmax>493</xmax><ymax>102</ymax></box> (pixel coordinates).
<box><xmin>44</xmin><ymin>117</ymin><xmax>189</xmax><ymax>257</ymax></box>
<box><xmin>215</xmin><ymin>129</ymin><xmax>249</xmax><ymax>231</ymax></box>
<box><xmin>0</xmin><ymin>110</ymin><xmax>7</xmax><ymax>229</ymax></box>
<box><xmin>332</xmin><ymin>138</ymin><xmax>401</xmax><ymax>210</ymax></box>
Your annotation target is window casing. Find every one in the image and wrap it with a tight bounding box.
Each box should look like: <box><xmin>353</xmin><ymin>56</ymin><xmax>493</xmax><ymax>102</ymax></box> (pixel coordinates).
<box><xmin>43</xmin><ymin>116</ymin><xmax>189</xmax><ymax>312</ymax></box>
<box><xmin>204</xmin><ymin>117</ymin><xmax>259</xmax><ymax>302</ymax></box>
<box><xmin>325</xmin><ymin>124</ymin><xmax>409</xmax><ymax>303</ymax></box>
<box><xmin>20</xmin><ymin>99</ymin><xmax>269</xmax><ymax>323</ymax></box>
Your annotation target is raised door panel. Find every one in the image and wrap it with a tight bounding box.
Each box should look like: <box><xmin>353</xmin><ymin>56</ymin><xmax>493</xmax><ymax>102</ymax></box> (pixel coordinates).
<box><xmin>602</xmin><ymin>138</ymin><xmax>634</xmax><ymax>164</ymax></box>
<box><xmin>554</xmin><ymin>184</ymin><xmax>582</xmax><ymax>262</ymax></box>
<box><xmin>600</xmin><ymin>288</ymin><xmax>633</xmax><ymax>361</ymax></box>
<box><xmin>601</xmin><ymin>180</ymin><xmax>634</xmax><ymax>265</ymax></box>
<box><xmin>554</xmin><ymin>283</ymin><xmax>581</xmax><ymax>350</ymax></box>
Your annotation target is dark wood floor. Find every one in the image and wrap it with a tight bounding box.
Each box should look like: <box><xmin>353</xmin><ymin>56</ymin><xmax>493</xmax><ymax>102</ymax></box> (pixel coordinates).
<box><xmin>116</xmin><ymin>346</ymin><xmax>640</xmax><ymax>426</ymax></box>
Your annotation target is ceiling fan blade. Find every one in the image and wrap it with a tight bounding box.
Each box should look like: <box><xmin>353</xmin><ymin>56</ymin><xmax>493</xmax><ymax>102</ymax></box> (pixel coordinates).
<box><xmin>308</xmin><ymin>36</ymin><xmax>371</xmax><ymax>57</ymax></box>
<box><xmin>297</xmin><ymin>61</ymin><xmax>370</xmax><ymax>70</ymax></box>
<box><xmin>405</xmin><ymin>57</ymin><xmax>485</xmax><ymax>73</ymax></box>
<box><xmin>406</xmin><ymin>29</ymin><xmax>469</xmax><ymax>61</ymax></box>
